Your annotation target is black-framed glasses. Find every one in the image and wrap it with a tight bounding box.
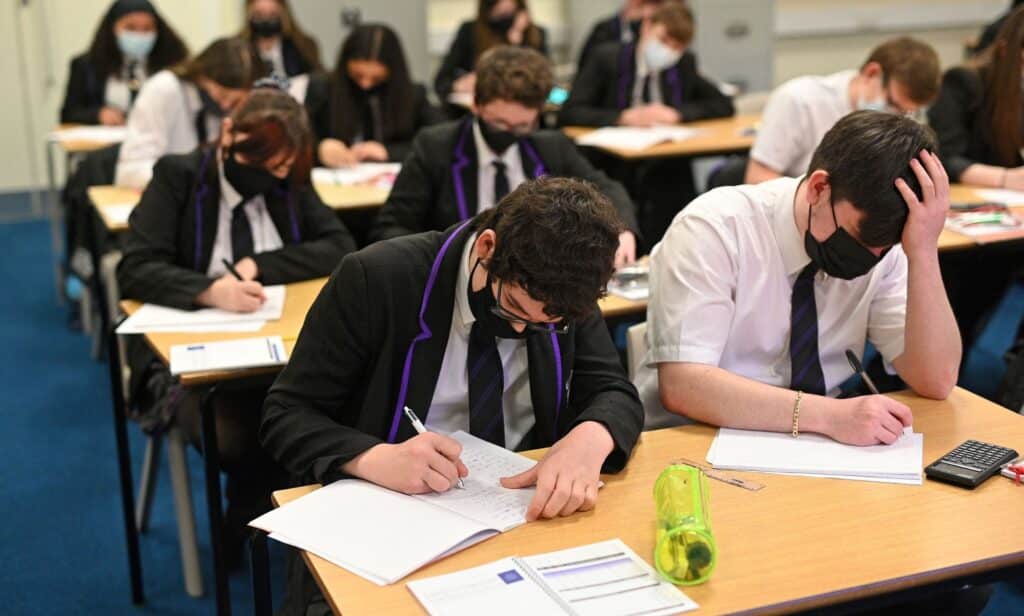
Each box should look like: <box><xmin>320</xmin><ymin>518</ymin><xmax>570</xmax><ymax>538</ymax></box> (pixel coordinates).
<box><xmin>491</xmin><ymin>279</ymin><xmax>570</xmax><ymax>334</ymax></box>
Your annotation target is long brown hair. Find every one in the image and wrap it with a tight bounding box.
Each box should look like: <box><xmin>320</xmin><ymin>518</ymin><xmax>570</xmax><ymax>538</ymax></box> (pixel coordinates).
<box><xmin>474</xmin><ymin>0</ymin><xmax>543</xmax><ymax>61</ymax></box>
<box><xmin>172</xmin><ymin>37</ymin><xmax>266</xmax><ymax>88</ymax></box>
<box><xmin>241</xmin><ymin>0</ymin><xmax>323</xmax><ymax>72</ymax></box>
<box><xmin>971</xmin><ymin>5</ymin><xmax>1024</xmax><ymax>166</ymax></box>
<box><xmin>87</xmin><ymin>1</ymin><xmax>188</xmax><ymax>81</ymax></box>
<box><xmin>223</xmin><ymin>86</ymin><xmax>314</xmax><ymax>186</ymax></box>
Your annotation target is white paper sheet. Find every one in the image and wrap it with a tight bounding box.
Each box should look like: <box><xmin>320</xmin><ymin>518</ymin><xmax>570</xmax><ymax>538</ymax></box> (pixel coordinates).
<box><xmin>409</xmin><ymin>558</ymin><xmax>564</xmax><ymax>616</ymax></box>
<box><xmin>169</xmin><ymin>335</ymin><xmax>288</xmax><ymax>375</ymax></box>
<box><xmin>974</xmin><ymin>188</ymin><xmax>1024</xmax><ymax>205</ymax></box>
<box><xmin>576</xmin><ymin>126</ymin><xmax>700</xmax><ymax>151</ymax></box>
<box><xmin>49</xmin><ymin>126</ymin><xmax>128</xmax><ymax>144</ymax></box>
<box><xmin>103</xmin><ymin>203</ymin><xmax>136</xmax><ymax>225</ymax></box>
<box><xmin>312</xmin><ymin>163</ymin><xmax>401</xmax><ymax>187</ymax></box>
<box><xmin>116</xmin><ymin>285</ymin><xmax>285</xmax><ymax>334</ymax></box>
<box><xmin>706</xmin><ymin>426</ymin><xmax>923</xmax><ymax>485</ymax></box>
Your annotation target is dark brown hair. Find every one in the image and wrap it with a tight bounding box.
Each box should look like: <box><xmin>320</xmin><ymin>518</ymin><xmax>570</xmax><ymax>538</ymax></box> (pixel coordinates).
<box><xmin>87</xmin><ymin>1</ymin><xmax>188</xmax><ymax>82</ymax></box>
<box><xmin>862</xmin><ymin>37</ymin><xmax>941</xmax><ymax>104</ymax></box>
<box><xmin>650</xmin><ymin>1</ymin><xmax>694</xmax><ymax>46</ymax></box>
<box><xmin>474</xmin><ymin>0</ymin><xmax>544</xmax><ymax>60</ymax></box>
<box><xmin>329</xmin><ymin>24</ymin><xmax>415</xmax><ymax>143</ymax></box>
<box><xmin>241</xmin><ymin>0</ymin><xmax>323</xmax><ymax>72</ymax></box>
<box><xmin>475</xmin><ymin>177</ymin><xmax>622</xmax><ymax>322</ymax></box>
<box><xmin>971</xmin><ymin>6</ymin><xmax>1024</xmax><ymax>166</ymax></box>
<box><xmin>807</xmin><ymin>110</ymin><xmax>938</xmax><ymax>247</ymax></box>
<box><xmin>172</xmin><ymin>37</ymin><xmax>266</xmax><ymax>89</ymax></box>
<box><xmin>225</xmin><ymin>86</ymin><xmax>314</xmax><ymax>186</ymax></box>
<box><xmin>474</xmin><ymin>46</ymin><xmax>553</xmax><ymax>110</ymax></box>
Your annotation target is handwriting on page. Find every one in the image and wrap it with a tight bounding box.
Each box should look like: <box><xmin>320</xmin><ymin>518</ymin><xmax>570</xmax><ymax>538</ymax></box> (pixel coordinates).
<box><xmin>414</xmin><ymin>431</ymin><xmax>538</xmax><ymax>531</ymax></box>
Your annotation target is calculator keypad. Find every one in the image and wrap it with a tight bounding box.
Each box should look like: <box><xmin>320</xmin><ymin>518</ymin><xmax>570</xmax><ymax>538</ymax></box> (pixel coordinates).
<box><xmin>941</xmin><ymin>440</ymin><xmax>1015</xmax><ymax>471</ymax></box>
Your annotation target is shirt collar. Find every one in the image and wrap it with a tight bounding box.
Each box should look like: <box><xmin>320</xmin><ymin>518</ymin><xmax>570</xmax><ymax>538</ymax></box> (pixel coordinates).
<box><xmin>217</xmin><ymin>152</ymin><xmax>245</xmax><ymax>210</ymax></box>
<box><xmin>634</xmin><ymin>44</ymin><xmax>651</xmax><ymax>78</ymax></box>
<box><xmin>455</xmin><ymin>231</ymin><xmax>480</xmax><ymax>329</ymax></box>
<box><xmin>772</xmin><ymin>175</ymin><xmax>811</xmax><ymax>276</ymax></box>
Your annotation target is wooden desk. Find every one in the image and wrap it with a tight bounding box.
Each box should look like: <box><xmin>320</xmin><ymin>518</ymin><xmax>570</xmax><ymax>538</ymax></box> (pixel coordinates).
<box><xmin>943</xmin><ymin>184</ymin><xmax>1024</xmax><ymax>252</ymax></box>
<box><xmin>563</xmin><ymin>113</ymin><xmax>760</xmax><ymax>160</ymax></box>
<box><xmin>274</xmin><ymin>388</ymin><xmax>1024</xmax><ymax>615</ymax></box>
<box><xmin>50</xmin><ymin>123</ymin><xmax>125</xmax><ymax>154</ymax></box>
<box><xmin>89</xmin><ymin>185</ymin><xmax>140</xmax><ymax>233</ymax></box>
<box><xmin>598</xmin><ymin>293</ymin><xmax>647</xmax><ymax>319</ymax></box>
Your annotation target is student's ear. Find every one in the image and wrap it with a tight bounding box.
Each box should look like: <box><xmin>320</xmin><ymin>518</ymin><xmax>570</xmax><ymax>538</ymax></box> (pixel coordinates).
<box><xmin>861</xmin><ymin>61</ymin><xmax>883</xmax><ymax>80</ymax></box>
<box><xmin>219</xmin><ymin>118</ymin><xmax>235</xmax><ymax>147</ymax></box>
<box><xmin>805</xmin><ymin>170</ymin><xmax>832</xmax><ymax>209</ymax></box>
<box><xmin>475</xmin><ymin>229</ymin><xmax>497</xmax><ymax>262</ymax></box>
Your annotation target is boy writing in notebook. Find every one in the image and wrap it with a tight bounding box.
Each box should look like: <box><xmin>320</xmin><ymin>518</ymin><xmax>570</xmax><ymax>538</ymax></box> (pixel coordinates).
<box><xmin>745</xmin><ymin>37</ymin><xmax>940</xmax><ymax>184</ymax></box>
<box><xmin>638</xmin><ymin>111</ymin><xmax>962</xmax><ymax>438</ymax></box>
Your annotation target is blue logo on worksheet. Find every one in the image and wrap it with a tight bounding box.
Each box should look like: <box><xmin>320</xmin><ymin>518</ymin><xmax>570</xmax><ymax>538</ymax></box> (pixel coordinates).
<box><xmin>498</xmin><ymin>570</ymin><xmax>523</xmax><ymax>584</ymax></box>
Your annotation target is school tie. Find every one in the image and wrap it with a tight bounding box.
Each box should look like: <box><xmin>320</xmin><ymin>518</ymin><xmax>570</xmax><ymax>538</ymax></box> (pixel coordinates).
<box><xmin>789</xmin><ymin>264</ymin><xmax>826</xmax><ymax>395</ymax></box>
<box><xmin>493</xmin><ymin>160</ymin><xmax>510</xmax><ymax>206</ymax></box>
<box><xmin>230</xmin><ymin>204</ymin><xmax>255</xmax><ymax>262</ymax></box>
<box><xmin>641</xmin><ymin>74</ymin><xmax>653</xmax><ymax>104</ymax></box>
<box><xmin>467</xmin><ymin>322</ymin><xmax>505</xmax><ymax>447</ymax></box>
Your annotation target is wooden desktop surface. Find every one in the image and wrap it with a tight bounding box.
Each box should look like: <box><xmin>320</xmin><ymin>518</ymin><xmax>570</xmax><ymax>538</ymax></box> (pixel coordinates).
<box><xmin>274</xmin><ymin>387</ymin><xmax>1024</xmax><ymax>615</ymax></box>
<box><xmin>51</xmin><ymin>124</ymin><xmax>122</xmax><ymax>154</ymax></box>
<box><xmin>563</xmin><ymin>113</ymin><xmax>760</xmax><ymax>160</ymax></box>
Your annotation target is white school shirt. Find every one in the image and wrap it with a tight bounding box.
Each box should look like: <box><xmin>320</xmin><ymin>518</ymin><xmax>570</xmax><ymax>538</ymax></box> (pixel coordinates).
<box><xmin>260</xmin><ymin>40</ymin><xmax>287</xmax><ymax>79</ymax></box>
<box><xmin>634</xmin><ymin>176</ymin><xmax>909</xmax><ymax>429</ymax></box>
<box><xmin>104</xmin><ymin>60</ymin><xmax>147</xmax><ymax>112</ymax></box>
<box><xmin>631</xmin><ymin>49</ymin><xmax>664</xmax><ymax>106</ymax></box>
<box><xmin>205</xmin><ymin>155</ymin><xmax>284</xmax><ymax>278</ymax></box>
<box><xmin>473</xmin><ymin>121</ymin><xmax>527</xmax><ymax>214</ymax></box>
<box><xmin>425</xmin><ymin>233</ymin><xmax>534</xmax><ymax>449</ymax></box>
<box><xmin>115</xmin><ymin>70</ymin><xmax>221</xmax><ymax>189</ymax></box>
<box><xmin>749</xmin><ymin>70</ymin><xmax>856</xmax><ymax>178</ymax></box>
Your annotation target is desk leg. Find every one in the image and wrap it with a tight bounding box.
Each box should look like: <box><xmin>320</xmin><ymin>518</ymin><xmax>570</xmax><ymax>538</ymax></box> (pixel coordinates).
<box><xmin>107</xmin><ymin>325</ymin><xmax>144</xmax><ymax>603</ymax></box>
<box><xmin>200</xmin><ymin>386</ymin><xmax>232</xmax><ymax>616</ymax></box>
<box><xmin>249</xmin><ymin>529</ymin><xmax>272</xmax><ymax>616</ymax></box>
<box><xmin>46</xmin><ymin>141</ymin><xmax>64</xmax><ymax>305</ymax></box>
<box><xmin>85</xmin><ymin>207</ymin><xmax>110</xmax><ymax>360</ymax></box>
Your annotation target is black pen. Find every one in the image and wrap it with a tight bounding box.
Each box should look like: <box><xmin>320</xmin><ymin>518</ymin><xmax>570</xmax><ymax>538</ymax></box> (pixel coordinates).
<box><xmin>221</xmin><ymin>258</ymin><xmax>244</xmax><ymax>281</ymax></box>
<box><xmin>845</xmin><ymin>349</ymin><xmax>880</xmax><ymax>395</ymax></box>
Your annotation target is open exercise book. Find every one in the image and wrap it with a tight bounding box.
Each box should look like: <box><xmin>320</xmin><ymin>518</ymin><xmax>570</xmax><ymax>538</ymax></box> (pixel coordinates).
<box><xmin>312</xmin><ymin>163</ymin><xmax>401</xmax><ymax>189</ymax></box>
<box><xmin>116</xmin><ymin>285</ymin><xmax>285</xmax><ymax>334</ymax></box>
<box><xmin>249</xmin><ymin>431</ymin><xmax>541</xmax><ymax>585</ymax></box>
<box><xmin>408</xmin><ymin>539</ymin><xmax>697</xmax><ymax>616</ymax></box>
<box><xmin>707</xmin><ymin>426</ymin><xmax>923</xmax><ymax>485</ymax></box>
<box><xmin>576</xmin><ymin>126</ymin><xmax>699</xmax><ymax>152</ymax></box>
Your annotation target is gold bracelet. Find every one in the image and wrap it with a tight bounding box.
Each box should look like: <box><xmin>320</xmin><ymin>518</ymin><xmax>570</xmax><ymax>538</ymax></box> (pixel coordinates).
<box><xmin>791</xmin><ymin>390</ymin><xmax>803</xmax><ymax>438</ymax></box>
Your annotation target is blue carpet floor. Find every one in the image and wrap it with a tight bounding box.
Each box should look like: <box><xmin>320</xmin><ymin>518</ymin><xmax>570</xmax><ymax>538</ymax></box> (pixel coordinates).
<box><xmin>0</xmin><ymin>219</ymin><xmax>284</xmax><ymax>614</ymax></box>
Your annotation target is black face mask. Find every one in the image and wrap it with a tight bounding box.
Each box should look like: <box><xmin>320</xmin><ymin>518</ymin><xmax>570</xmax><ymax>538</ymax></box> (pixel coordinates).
<box><xmin>477</xmin><ymin>118</ymin><xmax>520</xmax><ymax>155</ymax></box>
<box><xmin>467</xmin><ymin>259</ymin><xmax>530</xmax><ymax>339</ymax></box>
<box><xmin>804</xmin><ymin>200</ymin><xmax>884</xmax><ymax>280</ymax></box>
<box><xmin>223</xmin><ymin>146</ymin><xmax>281</xmax><ymax>201</ymax></box>
<box><xmin>488</xmin><ymin>14</ymin><xmax>516</xmax><ymax>34</ymax></box>
<box><xmin>250</xmin><ymin>17</ymin><xmax>283</xmax><ymax>39</ymax></box>
<box><xmin>627</xmin><ymin>19</ymin><xmax>642</xmax><ymax>38</ymax></box>
<box><xmin>350</xmin><ymin>78</ymin><xmax>386</xmax><ymax>99</ymax></box>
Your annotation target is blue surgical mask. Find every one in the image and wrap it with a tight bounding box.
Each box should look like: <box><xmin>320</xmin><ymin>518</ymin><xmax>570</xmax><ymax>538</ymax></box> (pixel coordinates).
<box><xmin>117</xmin><ymin>31</ymin><xmax>157</xmax><ymax>59</ymax></box>
<box><xmin>642</xmin><ymin>39</ymin><xmax>683</xmax><ymax>73</ymax></box>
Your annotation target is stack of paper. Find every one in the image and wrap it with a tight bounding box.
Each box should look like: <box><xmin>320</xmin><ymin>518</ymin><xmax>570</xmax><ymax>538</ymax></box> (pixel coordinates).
<box><xmin>608</xmin><ymin>262</ymin><xmax>650</xmax><ymax>301</ymax></box>
<box><xmin>945</xmin><ymin>207</ymin><xmax>1024</xmax><ymax>242</ymax></box>
<box><xmin>706</xmin><ymin>427</ymin><xmax>923</xmax><ymax>485</ymax></box>
<box><xmin>974</xmin><ymin>188</ymin><xmax>1024</xmax><ymax>206</ymax></box>
<box><xmin>116</xmin><ymin>285</ymin><xmax>286</xmax><ymax>334</ymax></box>
<box><xmin>103</xmin><ymin>203</ymin><xmax>137</xmax><ymax>225</ymax></box>
<box><xmin>576</xmin><ymin>126</ymin><xmax>700</xmax><ymax>151</ymax></box>
<box><xmin>49</xmin><ymin>126</ymin><xmax>128</xmax><ymax>144</ymax></box>
<box><xmin>169</xmin><ymin>335</ymin><xmax>288</xmax><ymax>375</ymax></box>
<box><xmin>312</xmin><ymin>163</ymin><xmax>401</xmax><ymax>188</ymax></box>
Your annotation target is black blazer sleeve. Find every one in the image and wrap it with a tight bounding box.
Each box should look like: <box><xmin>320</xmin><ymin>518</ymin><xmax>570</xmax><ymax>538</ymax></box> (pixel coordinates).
<box><xmin>568</xmin><ymin>309</ymin><xmax>644</xmax><ymax>473</ymax></box>
<box><xmin>117</xmin><ymin>157</ymin><xmax>214</xmax><ymax>309</ymax></box>
<box><xmin>305</xmin><ymin>72</ymin><xmax>332</xmax><ymax>145</ymax></box>
<box><xmin>558</xmin><ymin>45</ymin><xmax>622</xmax><ymax>127</ymax></box>
<box><xmin>370</xmin><ymin>131</ymin><xmax>438</xmax><ymax>242</ymax></box>
<box><xmin>251</xmin><ymin>189</ymin><xmax>356</xmax><ymax>284</ymax></box>
<box><xmin>385</xmin><ymin>84</ymin><xmax>444</xmax><ymax>163</ymax></box>
<box><xmin>434</xmin><ymin>21</ymin><xmax>477</xmax><ymax>100</ymax></box>
<box><xmin>927</xmin><ymin>68</ymin><xmax>984</xmax><ymax>181</ymax></box>
<box><xmin>61</xmin><ymin>55</ymin><xmax>103</xmax><ymax>125</ymax></box>
<box><xmin>675</xmin><ymin>54</ymin><xmax>735</xmax><ymax>122</ymax></box>
<box><xmin>261</xmin><ymin>254</ymin><xmax>384</xmax><ymax>483</ymax></box>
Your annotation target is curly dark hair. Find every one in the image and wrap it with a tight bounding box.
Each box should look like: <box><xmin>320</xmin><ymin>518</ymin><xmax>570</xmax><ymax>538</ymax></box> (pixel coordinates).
<box><xmin>474</xmin><ymin>46</ymin><xmax>553</xmax><ymax>110</ymax></box>
<box><xmin>474</xmin><ymin>177</ymin><xmax>622</xmax><ymax>322</ymax></box>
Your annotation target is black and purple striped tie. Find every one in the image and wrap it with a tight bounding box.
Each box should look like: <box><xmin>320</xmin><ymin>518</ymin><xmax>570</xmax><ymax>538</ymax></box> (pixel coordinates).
<box><xmin>467</xmin><ymin>323</ymin><xmax>505</xmax><ymax>447</ymax></box>
<box><xmin>790</xmin><ymin>264</ymin><xmax>826</xmax><ymax>395</ymax></box>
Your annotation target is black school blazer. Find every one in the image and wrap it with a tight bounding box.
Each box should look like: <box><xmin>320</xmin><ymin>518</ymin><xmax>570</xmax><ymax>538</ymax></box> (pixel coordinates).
<box><xmin>261</xmin><ymin>220</ymin><xmax>644</xmax><ymax>484</ymax></box>
<box><xmin>61</xmin><ymin>54</ymin><xmax>107</xmax><ymax>125</ymax></box>
<box><xmin>559</xmin><ymin>41</ymin><xmax>735</xmax><ymax>127</ymax></box>
<box><xmin>369</xmin><ymin>117</ymin><xmax>639</xmax><ymax>242</ymax></box>
<box><xmin>433</xmin><ymin>20</ymin><xmax>550</xmax><ymax>100</ymax></box>
<box><xmin>117</xmin><ymin>147</ymin><xmax>356</xmax><ymax>309</ymax></box>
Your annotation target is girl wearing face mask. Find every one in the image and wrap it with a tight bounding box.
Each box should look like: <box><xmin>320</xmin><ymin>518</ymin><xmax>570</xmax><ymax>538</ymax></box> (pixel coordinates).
<box><xmin>307</xmin><ymin>24</ymin><xmax>443</xmax><ymax>168</ymax></box>
<box><xmin>117</xmin><ymin>84</ymin><xmax>357</xmax><ymax>566</ymax></box>
<box><xmin>61</xmin><ymin>0</ymin><xmax>187</xmax><ymax>126</ymax></box>
<box><xmin>434</xmin><ymin>0</ymin><xmax>549</xmax><ymax>105</ymax></box>
<box><xmin>241</xmin><ymin>0</ymin><xmax>323</xmax><ymax>79</ymax></box>
<box><xmin>115</xmin><ymin>37</ymin><xmax>268</xmax><ymax>189</ymax></box>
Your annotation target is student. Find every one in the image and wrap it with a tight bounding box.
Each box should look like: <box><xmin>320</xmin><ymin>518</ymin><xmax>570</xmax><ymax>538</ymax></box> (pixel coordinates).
<box><xmin>60</xmin><ymin>0</ymin><xmax>187</xmax><ymax>126</ymax></box>
<box><xmin>434</xmin><ymin>0</ymin><xmax>548</xmax><ymax>103</ymax></box>
<box><xmin>559</xmin><ymin>1</ymin><xmax>733</xmax><ymax>247</ymax></box>
<box><xmin>576</xmin><ymin>0</ymin><xmax>664</xmax><ymax>74</ymax></box>
<box><xmin>241</xmin><ymin>0</ymin><xmax>323</xmax><ymax>78</ymax></box>
<box><xmin>638</xmin><ymin>111</ymin><xmax>962</xmax><ymax>435</ymax></box>
<box><xmin>306</xmin><ymin>24</ymin><xmax>443</xmax><ymax>167</ymax></box>
<box><xmin>262</xmin><ymin>177</ymin><xmax>644</xmax><ymax>614</ymax></box>
<box><xmin>975</xmin><ymin>0</ymin><xmax>1024</xmax><ymax>54</ymax></box>
<box><xmin>929</xmin><ymin>6</ymin><xmax>1024</xmax><ymax>189</ymax></box>
<box><xmin>374</xmin><ymin>46</ymin><xmax>639</xmax><ymax>266</ymax></box>
<box><xmin>117</xmin><ymin>83</ymin><xmax>356</xmax><ymax>562</ymax></box>
<box><xmin>115</xmin><ymin>37</ymin><xmax>266</xmax><ymax>189</ymax></box>
<box><xmin>745</xmin><ymin>37</ymin><xmax>940</xmax><ymax>184</ymax></box>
